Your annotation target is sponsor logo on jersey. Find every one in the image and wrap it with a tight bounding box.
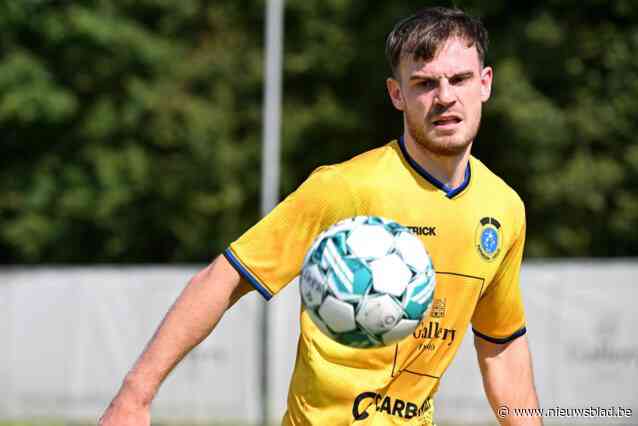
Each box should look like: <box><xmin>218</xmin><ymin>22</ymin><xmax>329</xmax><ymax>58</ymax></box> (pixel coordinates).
<box><xmin>352</xmin><ymin>391</ymin><xmax>432</xmax><ymax>421</ymax></box>
<box><xmin>412</xmin><ymin>320</ymin><xmax>456</xmax><ymax>346</ymax></box>
<box><xmin>407</xmin><ymin>226</ymin><xmax>437</xmax><ymax>236</ymax></box>
<box><xmin>430</xmin><ymin>298</ymin><xmax>447</xmax><ymax>318</ymax></box>
<box><xmin>475</xmin><ymin>217</ymin><xmax>502</xmax><ymax>261</ymax></box>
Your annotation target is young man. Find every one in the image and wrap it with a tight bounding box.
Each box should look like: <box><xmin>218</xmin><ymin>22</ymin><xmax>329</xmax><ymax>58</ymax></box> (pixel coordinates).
<box><xmin>100</xmin><ymin>7</ymin><xmax>541</xmax><ymax>426</ymax></box>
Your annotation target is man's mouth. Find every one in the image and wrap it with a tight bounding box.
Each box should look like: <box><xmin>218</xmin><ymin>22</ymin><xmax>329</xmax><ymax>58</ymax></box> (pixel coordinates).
<box><xmin>432</xmin><ymin>116</ymin><xmax>462</xmax><ymax>127</ymax></box>
<box><xmin>432</xmin><ymin>115</ymin><xmax>463</xmax><ymax>133</ymax></box>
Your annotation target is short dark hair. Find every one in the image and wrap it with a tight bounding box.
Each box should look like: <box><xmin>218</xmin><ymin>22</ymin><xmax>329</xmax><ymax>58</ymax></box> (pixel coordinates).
<box><xmin>385</xmin><ymin>7</ymin><xmax>488</xmax><ymax>78</ymax></box>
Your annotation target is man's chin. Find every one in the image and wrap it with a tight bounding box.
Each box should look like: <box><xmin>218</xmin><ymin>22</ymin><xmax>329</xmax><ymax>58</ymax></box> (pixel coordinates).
<box><xmin>415</xmin><ymin>136</ymin><xmax>472</xmax><ymax>157</ymax></box>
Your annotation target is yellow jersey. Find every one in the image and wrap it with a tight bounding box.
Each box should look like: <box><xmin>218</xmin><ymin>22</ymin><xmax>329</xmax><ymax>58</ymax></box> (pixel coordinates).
<box><xmin>224</xmin><ymin>138</ymin><xmax>527</xmax><ymax>425</ymax></box>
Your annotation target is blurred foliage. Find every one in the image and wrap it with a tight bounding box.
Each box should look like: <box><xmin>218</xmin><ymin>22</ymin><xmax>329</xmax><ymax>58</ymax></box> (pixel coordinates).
<box><xmin>1</xmin><ymin>0</ymin><xmax>636</xmax><ymax>262</ymax></box>
<box><xmin>0</xmin><ymin>0</ymin><xmax>263</xmax><ymax>262</ymax></box>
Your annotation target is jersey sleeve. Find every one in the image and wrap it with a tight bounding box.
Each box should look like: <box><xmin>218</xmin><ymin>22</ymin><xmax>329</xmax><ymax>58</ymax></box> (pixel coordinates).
<box><xmin>471</xmin><ymin>209</ymin><xmax>527</xmax><ymax>344</ymax></box>
<box><xmin>224</xmin><ymin>166</ymin><xmax>358</xmax><ymax>300</ymax></box>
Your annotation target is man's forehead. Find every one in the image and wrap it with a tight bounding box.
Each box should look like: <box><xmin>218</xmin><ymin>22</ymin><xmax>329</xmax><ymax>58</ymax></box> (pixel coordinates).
<box><xmin>400</xmin><ymin>37</ymin><xmax>481</xmax><ymax>77</ymax></box>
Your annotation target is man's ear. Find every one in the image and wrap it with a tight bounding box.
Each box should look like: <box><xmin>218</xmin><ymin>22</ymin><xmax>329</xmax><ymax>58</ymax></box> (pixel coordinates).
<box><xmin>480</xmin><ymin>66</ymin><xmax>493</xmax><ymax>102</ymax></box>
<box><xmin>386</xmin><ymin>77</ymin><xmax>405</xmax><ymax>112</ymax></box>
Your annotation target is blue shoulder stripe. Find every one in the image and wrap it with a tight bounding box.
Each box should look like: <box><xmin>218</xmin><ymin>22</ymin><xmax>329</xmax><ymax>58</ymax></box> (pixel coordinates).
<box><xmin>223</xmin><ymin>248</ymin><xmax>273</xmax><ymax>301</ymax></box>
<box><xmin>472</xmin><ymin>326</ymin><xmax>527</xmax><ymax>344</ymax></box>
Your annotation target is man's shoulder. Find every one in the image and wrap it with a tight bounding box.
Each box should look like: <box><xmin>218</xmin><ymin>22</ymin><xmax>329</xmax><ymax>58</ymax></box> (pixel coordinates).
<box><xmin>297</xmin><ymin>141</ymin><xmax>400</xmax><ymax>196</ymax></box>
<box><xmin>330</xmin><ymin>140</ymin><xmax>402</xmax><ymax>178</ymax></box>
<box><xmin>470</xmin><ymin>156</ymin><xmax>525</xmax><ymax>213</ymax></box>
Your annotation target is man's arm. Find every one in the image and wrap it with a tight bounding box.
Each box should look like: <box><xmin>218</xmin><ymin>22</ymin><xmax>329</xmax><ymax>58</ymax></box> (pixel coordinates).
<box><xmin>475</xmin><ymin>335</ymin><xmax>542</xmax><ymax>425</ymax></box>
<box><xmin>99</xmin><ymin>254</ymin><xmax>254</xmax><ymax>426</ymax></box>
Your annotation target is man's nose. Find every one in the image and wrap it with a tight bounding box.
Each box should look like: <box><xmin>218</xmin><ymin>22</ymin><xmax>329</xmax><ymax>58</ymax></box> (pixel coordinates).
<box><xmin>435</xmin><ymin>80</ymin><xmax>456</xmax><ymax>106</ymax></box>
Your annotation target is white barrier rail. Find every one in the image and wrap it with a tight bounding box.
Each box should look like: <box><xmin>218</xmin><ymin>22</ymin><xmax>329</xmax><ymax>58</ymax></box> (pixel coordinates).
<box><xmin>0</xmin><ymin>261</ymin><xmax>636</xmax><ymax>424</ymax></box>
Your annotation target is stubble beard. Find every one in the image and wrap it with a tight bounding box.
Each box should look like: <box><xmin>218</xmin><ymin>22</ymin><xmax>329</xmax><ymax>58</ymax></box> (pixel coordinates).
<box><xmin>405</xmin><ymin>111</ymin><xmax>480</xmax><ymax>157</ymax></box>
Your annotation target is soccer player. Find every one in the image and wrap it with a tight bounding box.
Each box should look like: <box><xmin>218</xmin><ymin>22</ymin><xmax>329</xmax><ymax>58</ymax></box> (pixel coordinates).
<box><xmin>100</xmin><ymin>7</ymin><xmax>541</xmax><ymax>426</ymax></box>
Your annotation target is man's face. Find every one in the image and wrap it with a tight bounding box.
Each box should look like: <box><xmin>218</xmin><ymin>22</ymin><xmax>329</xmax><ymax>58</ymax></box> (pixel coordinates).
<box><xmin>387</xmin><ymin>37</ymin><xmax>493</xmax><ymax>156</ymax></box>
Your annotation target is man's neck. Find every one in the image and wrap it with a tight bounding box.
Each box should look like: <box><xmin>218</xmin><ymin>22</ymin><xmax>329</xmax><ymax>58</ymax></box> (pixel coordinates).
<box><xmin>403</xmin><ymin>134</ymin><xmax>472</xmax><ymax>189</ymax></box>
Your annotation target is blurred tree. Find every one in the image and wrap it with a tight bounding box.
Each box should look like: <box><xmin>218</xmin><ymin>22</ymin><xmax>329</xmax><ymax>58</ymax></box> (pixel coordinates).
<box><xmin>0</xmin><ymin>0</ymin><xmax>264</xmax><ymax>262</ymax></box>
<box><xmin>1</xmin><ymin>0</ymin><xmax>636</xmax><ymax>262</ymax></box>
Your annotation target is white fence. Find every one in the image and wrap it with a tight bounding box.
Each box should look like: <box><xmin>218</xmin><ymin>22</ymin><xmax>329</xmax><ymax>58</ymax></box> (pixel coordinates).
<box><xmin>1</xmin><ymin>261</ymin><xmax>637</xmax><ymax>424</ymax></box>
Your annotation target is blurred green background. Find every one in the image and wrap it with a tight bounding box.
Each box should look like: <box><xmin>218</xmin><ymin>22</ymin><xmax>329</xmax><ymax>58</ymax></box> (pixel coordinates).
<box><xmin>2</xmin><ymin>0</ymin><xmax>637</xmax><ymax>264</ymax></box>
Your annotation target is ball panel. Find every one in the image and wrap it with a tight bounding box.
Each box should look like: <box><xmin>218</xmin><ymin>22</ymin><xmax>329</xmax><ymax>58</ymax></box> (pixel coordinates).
<box><xmin>321</xmin><ymin>239</ymin><xmax>354</xmax><ymax>292</ymax></box>
<box><xmin>300</xmin><ymin>264</ymin><xmax>326</xmax><ymax>309</ymax></box>
<box><xmin>337</xmin><ymin>329</ymin><xmax>380</xmax><ymax>348</ymax></box>
<box><xmin>327</xmin><ymin>272</ymin><xmax>361</xmax><ymax>303</ymax></box>
<box><xmin>332</xmin><ymin>231</ymin><xmax>350</xmax><ymax>257</ymax></box>
<box><xmin>306</xmin><ymin>234</ymin><xmax>329</xmax><ymax>267</ymax></box>
<box><xmin>364</xmin><ymin>216</ymin><xmax>386</xmax><ymax>226</ymax></box>
<box><xmin>306</xmin><ymin>308</ymin><xmax>335</xmax><ymax>339</ymax></box>
<box><xmin>393</xmin><ymin>231</ymin><xmax>431</xmax><ymax>272</ymax></box>
<box><xmin>318</xmin><ymin>295</ymin><xmax>357</xmax><ymax>333</ymax></box>
<box><xmin>344</xmin><ymin>257</ymin><xmax>372</xmax><ymax>296</ymax></box>
<box><xmin>383</xmin><ymin>221</ymin><xmax>407</xmax><ymax>235</ymax></box>
<box><xmin>351</xmin><ymin>216</ymin><xmax>370</xmax><ymax>226</ymax></box>
<box><xmin>402</xmin><ymin>273</ymin><xmax>436</xmax><ymax>320</ymax></box>
<box><xmin>321</xmin><ymin>221</ymin><xmax>354</xmax><ymax>239</ymax></box>
<box><xmin>369</xmin><ymin>254</ymin><xmax>412</xmax><ymax>297</ymax></box>
<box><xmin>409</xmin><ymin>274</ymin><xmax>435</xmax><ymax>304</ymax></box>
<box><xmin>355</xmin><ymin>294</ymin><xmax>404</xmax><ymax>335</ymax></box>
<box><xmin>346</xmin><ymin>224</ymin><xmax>394</xmax><ymax>259</ymax></box>
<box><xmin>381</xmin><ymin>319</ymin><xmax>420</xmax><ymax>345</ymax></box>
<box><xmin>403</xmin><ymin>299</ymin><xmax>433</xmax><ymax>321</ymax></box>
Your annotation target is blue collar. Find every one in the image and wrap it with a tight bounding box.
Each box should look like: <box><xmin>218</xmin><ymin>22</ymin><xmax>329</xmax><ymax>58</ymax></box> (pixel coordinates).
<box><xmin>398</xmin><ymin>136</ymin><xmax>471</xmax><ymax>199</ymax></box>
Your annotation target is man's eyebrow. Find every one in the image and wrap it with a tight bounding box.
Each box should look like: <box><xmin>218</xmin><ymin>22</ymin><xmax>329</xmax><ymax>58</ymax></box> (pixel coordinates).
<box><xmin>451</xmin><ymin>71</ymin><xmax>475</xmax><ymax>80</ymax></box>
<box><xmin>409</xmin><ymin>70</ymin><xmax>475</xmax><ymax>81</ymax></box>
<box><xmin>409</xmin><ymin>75</ymin><xmax>436</xmax><ymax>82</ymax></box>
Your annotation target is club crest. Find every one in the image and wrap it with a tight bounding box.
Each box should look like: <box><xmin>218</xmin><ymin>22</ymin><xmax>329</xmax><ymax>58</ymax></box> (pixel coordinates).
<box><xmin>475</xmin><ymin>217</ymin><xmax>502</xmax><ymax>261</ymax></box>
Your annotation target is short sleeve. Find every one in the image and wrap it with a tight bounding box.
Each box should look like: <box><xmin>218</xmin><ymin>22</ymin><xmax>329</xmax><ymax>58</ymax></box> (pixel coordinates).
<box><xmin>471</xmin><ymin>214</ymin><xmax>527</xmax><ymax>344</ymax></box>
<box><xmin>224</xmin><ymin>166</ymin><xmax>357</xmax><ymax>300</ymax></box>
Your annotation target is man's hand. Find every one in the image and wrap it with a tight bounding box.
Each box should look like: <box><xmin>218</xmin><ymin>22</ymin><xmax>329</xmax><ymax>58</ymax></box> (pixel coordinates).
<box><xmin>475</xmin><ymin>334</ymin><xmax>542</xmax><ymax>425</ymax></box>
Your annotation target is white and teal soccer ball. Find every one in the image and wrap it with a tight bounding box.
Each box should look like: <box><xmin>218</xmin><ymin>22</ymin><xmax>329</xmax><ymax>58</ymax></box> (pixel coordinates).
<box><xmin>300</xmin><ymin>216</ymin><xmax>436</xmax><ymax>348</ymax></box>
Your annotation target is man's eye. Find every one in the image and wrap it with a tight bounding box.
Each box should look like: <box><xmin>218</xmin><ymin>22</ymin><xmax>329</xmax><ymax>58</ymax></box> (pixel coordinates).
<box><xmin>450</xmin><ymin>75</ymin><xmax>470</xmax><ymax>85</ymax></box>
<box><xmin>419</xmin><ymin>80</ymin><xmax>437</xmax><ymax>89</ymax></box>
